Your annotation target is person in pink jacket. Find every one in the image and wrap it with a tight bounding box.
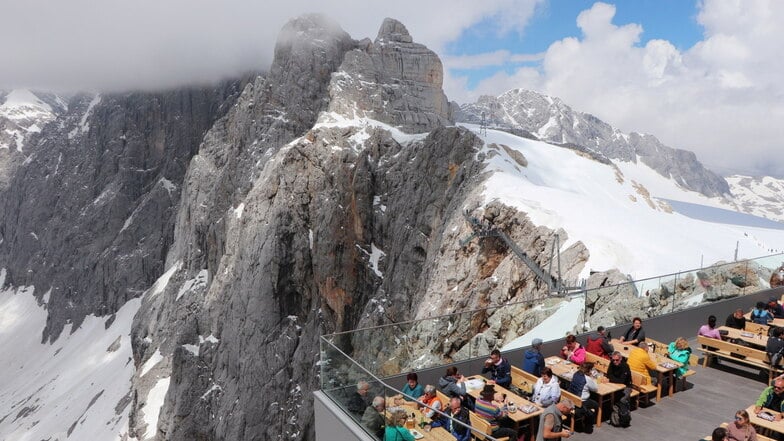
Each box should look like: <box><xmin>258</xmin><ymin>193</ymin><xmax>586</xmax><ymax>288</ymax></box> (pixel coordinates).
<box><xmin>698</xmin><ymin>315</ymin><xmax>723</xmax><ymax>340</ymax></box>
<box><xmin>560</xmin><ymin>334</ymin><xmax>586</xmax><ymax>364</ymax></box>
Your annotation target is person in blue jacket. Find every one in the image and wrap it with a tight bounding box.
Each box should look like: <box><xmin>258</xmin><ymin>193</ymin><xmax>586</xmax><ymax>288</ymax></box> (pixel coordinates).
<box><xmin>523</xmin><ymin>338</ymin><xmax>545</xmax><ymax>376</ymax></box>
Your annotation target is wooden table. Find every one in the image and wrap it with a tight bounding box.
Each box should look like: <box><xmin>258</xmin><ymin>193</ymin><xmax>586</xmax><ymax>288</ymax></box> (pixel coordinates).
<box><xmin>610</xmin><ymin>339</ymin><xmax>681</xmax><ymax>400</ymax></box>
<box><xmin>466</xmin><ymin>376</ymin><xmax>543</xmax><ymax>440</ymax></box>
<box><xmin>746</xmin><ymin>404</ymin><xmax>784</xmax><ymax>437</ymax></box>
<box><xmin>544</xmin><ymin>356</ymin><xmax>624</xmax><ymax>427</ymax></box>
<box><xmin>718</xmin><ymin>325</ymin><xmax>768</xmax><ymax>347</ymax></box>
<box><xmin>385</xmin><ymin>399</ymin><xmax>457</xmax><ymax>441</ymax></box>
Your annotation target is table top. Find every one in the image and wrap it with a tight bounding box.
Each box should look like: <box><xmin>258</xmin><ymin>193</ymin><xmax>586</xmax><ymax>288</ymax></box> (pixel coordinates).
<box><xmin>466</xmin><ymin>376</ymin><xmax>543</xmax><ymax>422</ymax></box>
<box><xmin>718</xmin><ymin>326</ymin><xmax>768</xmax><ymax>347</ymax></box>
<box><xmin>544</xmin><ymin>356</ymin><xmax>625</xmax><ymax>396</ymax></box>
<box><xmin>609</xmin><ymin>339</ymin><xmax>681</xmax><ymax>373</ymax></box>
<box><xmin>746</xmin><ymin>404</ymin><xmax>784</xmax><ymax>434</ymax></box>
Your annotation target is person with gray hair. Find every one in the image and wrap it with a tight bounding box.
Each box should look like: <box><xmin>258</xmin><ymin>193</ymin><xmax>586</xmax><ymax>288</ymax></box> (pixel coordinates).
<box><xmin>418</xmin><ymin>384</ymin><xmax>443</xmax><ymax>421</ymax></box>
<box><xmin>361</xmin><ymin>395</ymin><xmax>385</xmax><ymax>439</ymax></box>
<box><xmin>347</xmin><ymin>380</ymin><xmax>372</xmax><ymax>415</ymax></box>
<box><xmin>536</xmin><ymin>398</ymin><xmax>574</xmax><ymax>440</ymax></box>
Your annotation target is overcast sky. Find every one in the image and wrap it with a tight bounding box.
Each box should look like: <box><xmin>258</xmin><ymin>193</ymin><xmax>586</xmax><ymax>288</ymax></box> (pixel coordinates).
<box><xmin>2</xmin><ymin>0</ymin><xmax>782</xmax><ymax>178</ymax></box>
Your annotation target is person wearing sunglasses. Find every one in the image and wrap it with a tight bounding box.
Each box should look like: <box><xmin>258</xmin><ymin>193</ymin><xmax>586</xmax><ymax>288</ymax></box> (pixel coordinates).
<box><xmin>754</xmin><ymin>378</ymin><xmax>784</xmax><ymax>421</ymax></box>
<box><xmin>606</xmin><ymin>351</ymin><xmax>633</xmax><ymax>404</ymax></box>
<box><xmin>727</xmin><ymin>409</ymin><xmax>758</xmax><ymax>441</ymax></box>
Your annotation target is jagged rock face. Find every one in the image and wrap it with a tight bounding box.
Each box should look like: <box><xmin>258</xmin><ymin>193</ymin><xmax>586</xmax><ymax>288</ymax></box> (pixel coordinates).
<box><xmin>726</xmin><ymin>175</ymin><xmax>784</xmax><ymax>223</ymax></box>
<box><xmin>327</xmin><ymin>18</ymin><xmax>452</xmax><ymax>133</ymax></box>
<box><xmin>456</xmin><ymin>89</ymin><xmax>730</xmax><ymax>197</ymax></box>
<box><xmin>0</xmin><ymin>85</ymin><xmax>242</xmax><ymax>340</ymax></box>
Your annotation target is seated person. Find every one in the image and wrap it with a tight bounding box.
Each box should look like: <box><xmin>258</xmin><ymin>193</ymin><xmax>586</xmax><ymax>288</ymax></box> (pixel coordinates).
<box><xmin>727</xmin><ymin>409</ymin><xmax>758</xmax><ymax>441</ymax></box>
<box><xmin>585</xmin><ymin>326</ymin><xmax>613</xmax><ymax>359</ymax></box>
<box><xmin>347</xmin><ymin>380</ymin><xmax>372</xmax><ymax>415</ymax></box>
<box><xmin>531</xmin><ymin>367</ymin><xmax>561</xmax><ymax>407</ymax></box>
<box><xmin>384</xmin><ymin>408</ymin><xmax>414</xmax><ymax>441</ymax></box>
<box><xmin>607</xmin><ymin>351</ymin><xmax>633</xmax><ymax>403</ymax></box>
<box><xmin>560</xmin><ymin>334</ymin><xmax>586</xmax><ymax>364</ymax></box>
<box><xmin>770</xmin><ymin>297</ymin><xmax>784</xmax><ymax>319</ymax></box>
<box><xmin>754</xmin><ymin>378</ymin><xmax>784</xmax><ymax>420</ymax></box>
<box><xmin>667</xmin><ymin>337</ymin><xmax>692</xmax><ymax>377</ymax></box>
<box><xmin>767</xmin><ymin>327</ymin><xmax>784</xmax><ymax>366</ymax></box>
<box><xmin>619</xmin><ymin>317</ymin><xmax>646</xmax><ymax>345</ymax></box>
<box><xmin>401</xmin><ymin>372</ymin><xmax>424</xmax><ymax>401</ymax></box>
<box><xmin>710</xmin><ymin>427</ymin><xmax>729</xmax><ymax>441</ymax></box>
<box><xmin>445</xmin><ymin>396</ymin><xmax>471</xmax><ymax>441</ymax></box>
<box><xmin>474</xmin><ymin>385</ymin><xmax>518</xmax><ymax>440</ymax></box>
<box><xmin>361</xmin><ymin>396</ymin><xmax>386</xmax><ymax>439</ymax></box>
<box><xmin>482</xmin><ymin>349</ymin><xmax>512</xmax><ymax>388</ymax></box>
<box><xmin>698</xmin><ymin>315</ymin><xmax>722</xmax><ymax>339</ymax></box>
<box><xmin>725</xmin><ymin>308</ymin><xmax>746</xmax><ymax>329</ymax></box>
<box><xmin>417</xmin><ymin>385</ymin><xmax>443</xmax><ymax>426</ymax></box>
<box><xmin>523</xmin><ymin>338</ymin><xmax>545</xmax><ymax>376</ymax></box>
<box><xmin>751</xmin><ymin>301</ymin><xmax>774</xmax><ymax>324</ymax></box>
<box><xmin>438</xmin><ymin>366</ymin><xmax>467</xmax><ymax>399</ymax></box>
<box><xmin>566</xmin><ymin>362</ymin><xmax>599</xmax><ymax>433</ymax></box>
<box><xmin>627</xmin><ymin>341</ymin><xmax>657</xmax><ymax>384</ymax></box>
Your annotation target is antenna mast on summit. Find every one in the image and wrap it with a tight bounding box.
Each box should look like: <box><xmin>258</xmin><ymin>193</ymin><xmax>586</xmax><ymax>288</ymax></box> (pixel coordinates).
<box><xmin>479</xmin><ymin>111</ymin><xmax>487</xmax><ymax>137</ymax></box>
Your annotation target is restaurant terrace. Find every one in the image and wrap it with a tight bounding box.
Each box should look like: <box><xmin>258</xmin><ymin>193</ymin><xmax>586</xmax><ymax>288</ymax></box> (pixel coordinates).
<box><xmin>315</xmin><ymin>253</ymin><xmax>784</xmax><ymax>441</ymax></box>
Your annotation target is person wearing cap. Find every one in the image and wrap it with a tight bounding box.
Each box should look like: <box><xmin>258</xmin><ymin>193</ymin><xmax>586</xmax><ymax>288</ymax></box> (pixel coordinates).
<box><xmin>401</xmin><ymin>372</ymin><xmax>424</xmax><ymax>402</ymax></box>
<box><xmin>585</xmin><ymin>326</ymin><xmax>613</xmax><ymax>359</ymax></box>
<box><xmin>536</xmin><ymin>398</ymin><xmax>574</xmax><ymax>441</ymax></box>
<box><xmin>769</xmin><ymin>297</ymin><xmax>784</xmax><ymax>319</ymax></box>
<box><xmin>474</xmin><ymin>384</ymin><xmax>518</xmax><ymax>439</ymax></box>
<box><xmin>523</xmin><ymin>338</ymin><xmax>546</xmax><ymax>376</ymax></box>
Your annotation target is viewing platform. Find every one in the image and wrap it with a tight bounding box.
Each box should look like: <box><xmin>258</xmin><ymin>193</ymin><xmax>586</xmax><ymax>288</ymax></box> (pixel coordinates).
<box><xmin>316</xmin><ymin>254</ymin><xmax>784</xmax><ymax>441</ymax></box>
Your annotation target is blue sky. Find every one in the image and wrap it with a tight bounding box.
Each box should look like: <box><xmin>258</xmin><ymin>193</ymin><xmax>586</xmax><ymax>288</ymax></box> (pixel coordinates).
<box><xmin>448</xmin><ymin>0</ymin><xmax>704</xmax><ymax>89</ymax></box>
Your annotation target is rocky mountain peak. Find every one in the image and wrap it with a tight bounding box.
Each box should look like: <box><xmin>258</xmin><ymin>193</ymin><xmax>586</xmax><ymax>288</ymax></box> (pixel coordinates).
<box><xmin>326</xmin><ymin>18</ymin><xmax>452</xmax><ymax>133</ymax></box>
<box><xmin>375</xmin><ymin>17</ymin><xmax>414</xmax><ymax>43</ymax></box>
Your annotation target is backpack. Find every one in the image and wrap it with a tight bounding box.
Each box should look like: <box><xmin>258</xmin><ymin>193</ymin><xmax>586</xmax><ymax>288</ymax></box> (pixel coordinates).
<box><xmin>610</xmin><ymin>399</ymin><xmax>631</xmax><ymax>427</ymax></box>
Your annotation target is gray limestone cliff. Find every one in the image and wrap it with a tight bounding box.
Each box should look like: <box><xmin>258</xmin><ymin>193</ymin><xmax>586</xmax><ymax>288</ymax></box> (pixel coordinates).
<box><xmin>0</xmin><ymin>83</ymin><xmax>244</xmax><ymax>340</ymax></box>
<box><xmin>456</xmin><ymin>89</ymin><xmax>730</xmax><ymax>197</ymax></box>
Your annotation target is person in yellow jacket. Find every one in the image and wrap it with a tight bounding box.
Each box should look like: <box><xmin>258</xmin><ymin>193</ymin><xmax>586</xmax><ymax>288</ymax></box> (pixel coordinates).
<box><xmin>626</xmin><ymin>341</ymin><xmax>657</xmax><ymax>383</ymax></box>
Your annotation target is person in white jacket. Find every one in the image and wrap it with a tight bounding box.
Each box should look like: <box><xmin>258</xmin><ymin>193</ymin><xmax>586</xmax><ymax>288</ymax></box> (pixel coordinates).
<box><xmin>531</xmin><ymin>367</ymin><xmax>561</xmax><ymax>407</ymax></box>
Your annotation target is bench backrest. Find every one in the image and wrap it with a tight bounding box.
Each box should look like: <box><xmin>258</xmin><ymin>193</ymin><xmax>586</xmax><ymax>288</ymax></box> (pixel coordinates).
<box><xmin>559</xmin><ymin>388</ymin><xmax>583</xmax><ymax>408</ymax></box>
<box><xmin>468</xmin><ymin>410</ymin><xmax>494</xmax><ymax>440</ymax></box>
<box><xmin>584</xmin><ymin>352</ymin><xmax>610</xmax><ymax>373</ymax></box>
<box><xmin>510</xmin><ymin>365</ymin><xmax>537</xmax><ymax>394</ymax></box>
<box><xmin>436</xmin><ymin>390</ymin><xmax>451</xmax><ymax>409</ymax></box>
<box><xmin>697</xmin><ymin>335</ymin><xmax>769</xmax><ymax>363</ymax></box>
<box><xmin>746</xmin><ymin>322</ymin><xmax>770</xmax><ymax>335</ymax></box>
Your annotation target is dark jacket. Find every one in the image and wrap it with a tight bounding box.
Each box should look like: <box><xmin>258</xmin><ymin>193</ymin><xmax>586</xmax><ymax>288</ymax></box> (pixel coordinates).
<box><xmin>447</xmin><ymin>406</ymin><xmax>471</xmax><ymax>441</ymax></box>
<box><xmin>607</xmin><ymin>359</ymin><xmax>632</xmax><ymax>387</ymax></box>
<box><xmin>522</xmin><ymin>348</ymin><xmax>545</xmax><ymax>376</ymax></box>
<box><xmin>767</xmin><ymin>336</ymin><xmax>784</xmax><ymax>359</ymax></box>
<box><xmin>725</xmin><ymin>313</ymin><xmax>746</xmax><ymax>329</ymax></box>
<box><xmin>361</xmin><ymin>405</ymin><xmax>385</xmax><ymax>438</ymax></box>
<box><xmin>623</xmin><ymin>326</ymin><xmax>646</xmax><ymax>343</ymax></box>
<box><xmin>482</xmin><ymin>358</ymin><xmax>512</xmax><ymax>388</ymax></box>
<box><xmin>438</xmin><ymin>375</ymin><xmax>467</xmax><ymax>398</ymax></box>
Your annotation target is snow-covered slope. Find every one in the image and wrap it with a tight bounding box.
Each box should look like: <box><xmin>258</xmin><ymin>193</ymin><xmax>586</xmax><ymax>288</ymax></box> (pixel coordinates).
<box><xmin>725</xmin><ymin>175</ymin><xmax>784</xmax><ymax>223</ymax></box>
<box><xmin>0</xmin><ymin>270</ymin><xmax>138</xmax><ymax>440</ymax></box>
<box><xmin>471</xmin><ymin>124</ymin><xmax>784</xmax><ymax>279</ymax></box>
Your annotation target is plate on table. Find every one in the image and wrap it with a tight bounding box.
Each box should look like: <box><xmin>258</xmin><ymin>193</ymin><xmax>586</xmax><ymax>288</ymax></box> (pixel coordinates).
<box><xmin>659</xmin><ymin>362</ymin><xmax>677</xmax><ymax>369</ymax></box>
<box><xmin>521</xmin><ymin>405</ymin><xmax>537</xmax><ymax>414</ymax></box>
<box><xmin>465</xmin><ymin>378</ymin><xmax>485</xmax><ymax>390</ymax></box>
<box><xmin>409</xmin><ymin>429</ymin><xmax>424</xmax><ymax>439</ymax></box>
<box><xmin>741</xmin><ymin>332</ymin><xmax>755</xmax><ymax>338</ymax></box>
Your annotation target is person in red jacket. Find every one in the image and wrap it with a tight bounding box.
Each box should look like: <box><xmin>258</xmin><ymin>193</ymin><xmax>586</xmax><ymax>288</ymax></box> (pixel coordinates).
<box><xmin>585</xmin><ymin>326</ymin><xmax>614</xmax><ymax>359</ymax></box>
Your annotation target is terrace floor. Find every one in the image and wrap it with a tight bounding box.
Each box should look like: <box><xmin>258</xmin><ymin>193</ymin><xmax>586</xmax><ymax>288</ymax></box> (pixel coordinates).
<box><xmin>570</xmin><ymin>343</ymin><xmax>767</xmax><ymax>441</ymax></box>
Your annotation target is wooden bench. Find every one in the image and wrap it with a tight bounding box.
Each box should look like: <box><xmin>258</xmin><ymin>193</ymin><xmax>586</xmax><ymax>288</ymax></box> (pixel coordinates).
<box><xmin>583</xmin><ymin>352</ymin><xmax>641</xmax><ymax>407</ymax></box>
<box><xmin>647</xmin><ymin>337</ymin><xmax>698</xmax><ymax>390</ymax></box>
<box><xmin>697</xmin><ymin>335</ymin><xmax>783</xmax><ymax>381</ymax></box>
<box><xmin>630</xmin><ymin>371</ymin><xmax>657</xmax><ymax>406</ymax></box>
<box><xmin>701</xmin><ymin>422</ymin><xmax>775</xmax><ymax>441</ymax></box>
<box><xmin>510</xmin><ymin>365</ymin><xmax>537</xmax><ymax>395</ymax></box>
<box><xmin>559</xmin><ymin>389</ymin><xmax>584</xmax><ymax>432</ymax></box>
<box><xmin>468</xmin><ymin>410</ymin><xmax>509</xmax><ymax>441</ymax></box>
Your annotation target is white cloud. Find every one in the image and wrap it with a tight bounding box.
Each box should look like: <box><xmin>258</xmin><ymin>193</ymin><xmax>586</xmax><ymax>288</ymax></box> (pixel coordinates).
<box><xmin>455</xmin><ymin>0</ymin><xmax>784</xmax><ymax>178</ymax></box>
<box><xmin>0</xmin><ymin>0</ymin><xmax>541</xmax><ymax>92</ymax></box>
